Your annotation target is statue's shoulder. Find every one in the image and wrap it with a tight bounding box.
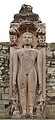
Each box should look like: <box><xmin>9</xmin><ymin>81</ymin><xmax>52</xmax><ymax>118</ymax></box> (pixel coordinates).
<box><xmin>15</xmin><ymin>48</ymin><xmax>23</xmax><ymax>52</ymax></box>
<box><xmin>32</xmin><ymin>48</ymin><xmax>39</xmax><ymax>53</ymax></box>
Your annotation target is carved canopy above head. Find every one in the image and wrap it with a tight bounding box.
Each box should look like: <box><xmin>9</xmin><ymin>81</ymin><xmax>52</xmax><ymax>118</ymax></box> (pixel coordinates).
<box><xmin>9</xmin><ymin>4</ymin><xmax>46</xmax><ymax>47</ymax></box>
<box><xmin>18</xmin><ymin>21</ymin><xmax>37</xmax><ymax>35</ymax></box>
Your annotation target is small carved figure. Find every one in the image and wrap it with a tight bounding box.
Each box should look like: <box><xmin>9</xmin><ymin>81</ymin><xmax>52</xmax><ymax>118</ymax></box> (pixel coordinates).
<box><xmin>9</xmin><ymin>25</ymin><xmax>19</xmax><ymax>46</ymax></box>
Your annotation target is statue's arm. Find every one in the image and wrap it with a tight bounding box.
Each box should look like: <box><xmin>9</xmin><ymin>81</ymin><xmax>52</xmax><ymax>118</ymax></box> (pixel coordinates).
<box><xmin>13</xmin><ymin>51</ymin><xmax>18</xmax><ymax>90</ymax></box>
<box><xmin>37</xmin><ymin>50</ymin><xmax>43</xmax><ymax>94</ymax></box>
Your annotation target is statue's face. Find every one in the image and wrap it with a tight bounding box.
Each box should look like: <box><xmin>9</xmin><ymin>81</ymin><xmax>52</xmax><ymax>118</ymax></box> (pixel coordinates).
<box><xmin>23</xmin><ymin>32</ymin><xmax>32</xmax><ymax>46</ymax></box>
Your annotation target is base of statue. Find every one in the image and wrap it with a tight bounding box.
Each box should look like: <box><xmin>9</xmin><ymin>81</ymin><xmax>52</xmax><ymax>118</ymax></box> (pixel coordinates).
<box><xmin>11</xmin><ymin>113</ymin><xmax>45</xmax><ymax>119</ymax></box>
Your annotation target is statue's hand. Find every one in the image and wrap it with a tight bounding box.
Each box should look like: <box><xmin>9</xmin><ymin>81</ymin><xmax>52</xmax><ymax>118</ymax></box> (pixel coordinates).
<box><xmin>37</xmin><ymin>85</ymin><xmax>42</xmax><ymax>95</ymax></box>
<box><xmin>37</xmin><ymin>90</ymin><xmax>42</xmax><ymax>95</ymax></box>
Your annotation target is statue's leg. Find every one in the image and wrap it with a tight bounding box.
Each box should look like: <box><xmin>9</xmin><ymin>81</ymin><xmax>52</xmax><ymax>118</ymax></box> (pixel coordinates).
<box><xmin>28</xmin><ymin>67</ymin><xmax>37</xmax><ymax>115</ymax></box>
<box><xmin>17</xmin><ymin>68</ymin><xmax>27</xmax><ymax>115</ymax></box>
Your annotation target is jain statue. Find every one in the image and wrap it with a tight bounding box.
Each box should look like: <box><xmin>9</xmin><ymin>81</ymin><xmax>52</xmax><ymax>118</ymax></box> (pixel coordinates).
<box><xmin>10</xmin><ymin>32</ymin><xmax>44</xmax><ymax>118</ymax></box>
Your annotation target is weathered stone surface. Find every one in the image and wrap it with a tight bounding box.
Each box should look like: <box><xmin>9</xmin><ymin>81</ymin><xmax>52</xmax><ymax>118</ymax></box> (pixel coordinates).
<box><xmin>2</xmin><ymin>94</ymin><xmax>10</xmax><ymax>100</ymax></box>
<box><xmin>0</xmin><ymin>42</ymin><xmax>10</xmax><ymax>118</ymax></box>
<box><xmin>0</xmin><ymin>82</ymin><xmax>9</xmax><ymax>87</ymax></box>
<box><xmin>46</xmin><ymin>43</ymin><xmax>55</xmax><ymax>118</ymax></box>
<box><xmin>12</xmin><ymin>4</ymin><xmax>42</xmax><ymax>23</ymax></box>
<box><xmin>47</xmin><ymin>92</ymin><xmax>55</xmax><ymax>97</ymax></box>
<box><xmin>9</xmin><ymin>4</ymin><xmax>46</xmax><ymax>119</ymax></box>
<box><xmin>5</xmin><ymin>87</ymin><xmax>9</xmax><ymax>93</ymax></box>
<box><xmin>0</xmin><ymin>4</ymin><xmax>55</xmax><ymax>120</ymax></box>
<box><xmin>0</xmin><ymin>100</ymin><xmax>9</xmax><ymax>105</ymax></box>
<box><xmin>0</xmin><ymin>39</ymin><xmax>55</xmax><ymax>120</ymax></box>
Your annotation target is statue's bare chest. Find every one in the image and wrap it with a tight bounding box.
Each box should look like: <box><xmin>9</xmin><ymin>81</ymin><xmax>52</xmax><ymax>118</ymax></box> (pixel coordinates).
<box><xmin>18</xmin><ymin>49</ymin><xmax>37</xmax><ymax>74</ymax></box>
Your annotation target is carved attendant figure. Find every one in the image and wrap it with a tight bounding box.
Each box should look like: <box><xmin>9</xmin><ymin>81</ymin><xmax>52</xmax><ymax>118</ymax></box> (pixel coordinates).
<box><xmin>13</xmin><ymin>32</ymin><xmax>43</xmax><ymax>117</ymax></box>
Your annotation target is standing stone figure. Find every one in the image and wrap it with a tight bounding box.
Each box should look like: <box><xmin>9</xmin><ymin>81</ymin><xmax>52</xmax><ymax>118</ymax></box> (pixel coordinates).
<box><xmin>12</xmin><ymin>32</ymin><xmax>43</xmax><ymax>118</ymax></box>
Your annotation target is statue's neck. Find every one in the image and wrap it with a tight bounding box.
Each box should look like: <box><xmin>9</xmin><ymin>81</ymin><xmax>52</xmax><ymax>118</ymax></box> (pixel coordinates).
<box><xmin>24</xmin><ymin>45</ymin><xmax>31</xmax><ymax>48</ymax></box>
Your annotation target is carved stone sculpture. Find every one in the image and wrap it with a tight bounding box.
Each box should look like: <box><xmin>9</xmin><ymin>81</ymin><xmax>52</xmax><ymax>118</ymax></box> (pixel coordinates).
<box><xmin>10</xmin><ymin>31</ymin><xmax>46</xmax><ymax>118</ymax></box>
<box><xmin>9</xmin><ymin>4</ymin><xmax>46</xmax><ymax>119</ymax></box>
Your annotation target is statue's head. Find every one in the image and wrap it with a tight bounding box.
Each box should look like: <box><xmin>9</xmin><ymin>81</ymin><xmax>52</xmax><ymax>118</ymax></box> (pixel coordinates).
<box><xmin>22</xmin><ymin>32</ymin><xmax>33</xmax><ymax>47</ymax></box>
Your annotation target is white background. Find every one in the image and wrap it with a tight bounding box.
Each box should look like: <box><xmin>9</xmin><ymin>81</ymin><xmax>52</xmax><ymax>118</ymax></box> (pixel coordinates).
<box><xmin>0</xmin><ymin>0</ymin><xmax>55</xmax><ymax>43</ymax></box>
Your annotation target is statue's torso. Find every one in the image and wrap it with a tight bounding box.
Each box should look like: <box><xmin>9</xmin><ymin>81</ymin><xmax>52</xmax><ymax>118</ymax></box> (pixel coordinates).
<box><xmin>17</xmin><ymin>49</ymin><xmax>38</xmax><ymax>74</ymax></box>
